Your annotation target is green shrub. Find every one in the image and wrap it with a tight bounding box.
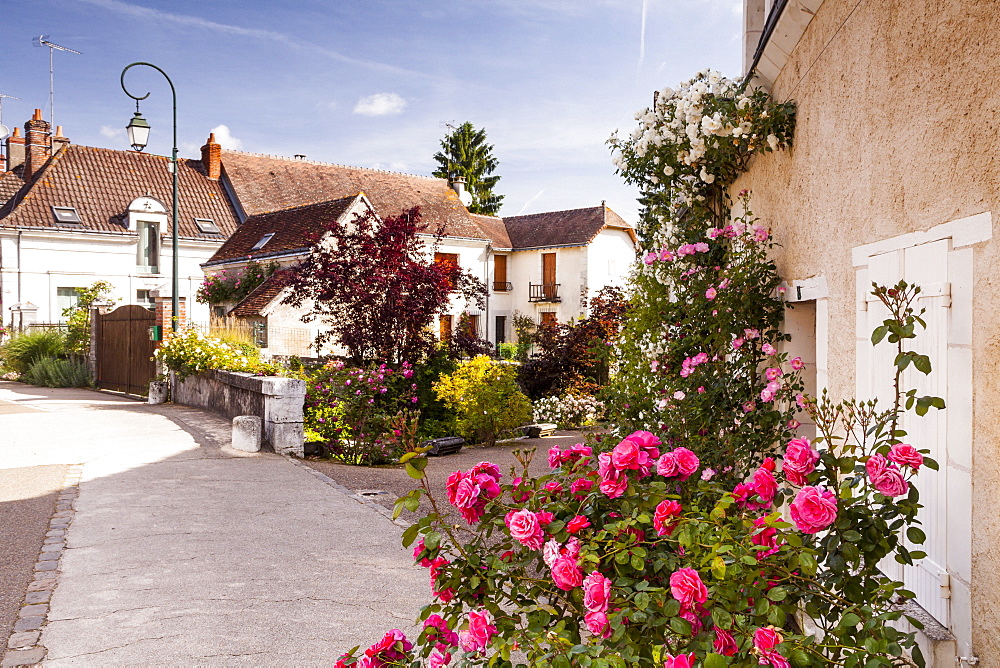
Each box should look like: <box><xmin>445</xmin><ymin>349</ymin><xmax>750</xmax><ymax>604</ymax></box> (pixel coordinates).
<box><xmin>22</xmin><ymin>356</ymin><xmax>91</xmax><ymax>387</ymax></box>
<box><xmin>0</xmin><ymin>330</ymin><xmax>68</xmax><ymax>374</ymax></box>
<box><xmin>154</xmin><ymin>327</ymin><xmax>277</xmax><ymax>379</ymax></box>
<box><xmin>433</xmin><ymin>355</ymin><xmax>532</xmax><ymax>446</ymax></box>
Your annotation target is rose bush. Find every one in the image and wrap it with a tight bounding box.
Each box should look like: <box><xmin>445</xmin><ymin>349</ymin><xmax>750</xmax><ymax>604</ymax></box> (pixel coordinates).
<box><xmin>335</xmin><ymin>285</ymin><xmax>940</xmax><ymax>666</ymax></box>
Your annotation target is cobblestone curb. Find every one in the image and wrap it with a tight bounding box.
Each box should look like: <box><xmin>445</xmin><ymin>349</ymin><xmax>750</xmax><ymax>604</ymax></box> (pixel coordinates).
<box><xmin>284</xmin><ymin>456</ymin><xmax>412</xmax><ymax>529</ymax></box>
<box><xmin>2</xmin><ymin>464</ymin><xmax>83</xmax><ymax>667</ymax></box>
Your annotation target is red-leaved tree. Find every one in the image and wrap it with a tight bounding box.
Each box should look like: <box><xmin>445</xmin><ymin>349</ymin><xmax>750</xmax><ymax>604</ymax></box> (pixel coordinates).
<box><xmin>283</xmin><ymin>207</ymin><xmax>486</xmax><ymax>364</ymax></box>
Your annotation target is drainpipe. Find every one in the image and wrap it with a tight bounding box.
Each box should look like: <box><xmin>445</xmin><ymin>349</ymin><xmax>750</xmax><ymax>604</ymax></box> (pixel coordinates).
<box><xmin>484</xmin><ymin>243</ymin><xmax>491</xmax><ymax>350</ymax></box>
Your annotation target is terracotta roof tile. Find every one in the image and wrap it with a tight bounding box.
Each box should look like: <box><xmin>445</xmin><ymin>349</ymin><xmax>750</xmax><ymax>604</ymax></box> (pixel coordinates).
<box><xmin>0</xmin><ymin>145</ymin><xmax>240</xmax><ymax>238</ymax></box>
<box><xmin>503</xmin><ymin>205</ymin><xmax>634</xmax><ymax>250</ymax></box>
<box><xmin>0</xmin><ymin>167</ymin><xmax>26</xmax><ymax>208</ymax></box>
<box><xmin>469</xmin><ymin>213</ymin><xmax>511</xmax><ymax>248</ymax></box>
<box><xmin>229</xmin><ymin>272</ymin><xmax>290</xmax><ymax>317</ymax></box>
<box><xmin>207</xmin><ymin>196</ymin><xmax>359</xmax><ymax>265</ymax></box>
<box><xmin>220</xmin><ymin>151</ymin><xmax>488</xmax><ymax>239</ymax></box>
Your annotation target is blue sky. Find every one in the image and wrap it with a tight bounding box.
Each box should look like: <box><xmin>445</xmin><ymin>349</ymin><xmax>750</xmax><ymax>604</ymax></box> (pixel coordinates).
<box><xmin>0</xmin><ymin>0</ymin><xmax>743</xmax><ymax>223</ymax></box>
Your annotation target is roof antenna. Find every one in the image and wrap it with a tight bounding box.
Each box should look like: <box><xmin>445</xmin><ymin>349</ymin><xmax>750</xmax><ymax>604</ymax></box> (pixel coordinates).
<box><xmin>0</xmin><ymin>92</ymin><xmax>21</xmax><ymax>143</ymax></box>
<box><xmin>32</xmin><ymin>36</ymin><xmax>82</xmax><ymax>134</ymax></box>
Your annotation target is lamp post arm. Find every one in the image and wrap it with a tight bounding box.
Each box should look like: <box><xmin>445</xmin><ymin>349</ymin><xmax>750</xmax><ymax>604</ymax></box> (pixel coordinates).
<box><xmin>120</xmin><ymin>62</ymin><xmax>180</xmax><ymax>332</ymax></box>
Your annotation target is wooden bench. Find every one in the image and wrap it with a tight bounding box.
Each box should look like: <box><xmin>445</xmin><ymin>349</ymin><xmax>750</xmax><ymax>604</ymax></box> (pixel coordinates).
<box><xmin>523</xmin><ymin>423</ymin><xmax>558</xmax><ymax>438</ymax></box>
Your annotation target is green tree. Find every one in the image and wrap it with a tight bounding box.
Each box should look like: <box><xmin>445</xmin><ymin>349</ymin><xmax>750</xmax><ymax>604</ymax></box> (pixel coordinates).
<box><xmin>63</xmin><ymin>281</ymin><xmax>115</xmax><ymax>356</ymax></box>
<box><xmin>432</xmin><ymin>122</ymin><xmax>504</xmax><ymax>216</ymax></box>
<box><xmin>433</xmin><ymin>355</ymin><xmax>531</xmax><ymax>446</ymax></box>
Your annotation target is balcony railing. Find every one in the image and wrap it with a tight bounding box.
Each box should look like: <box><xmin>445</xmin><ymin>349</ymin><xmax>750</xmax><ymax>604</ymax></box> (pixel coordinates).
<box><xmin>529</xmin><ymin>283</ymin><xmax>561</xmax><ymax>303</ymax></box>
<box><xmin>493</xmin><ymin>281</ymin><xmax>513</xmax><ymax>292</ymax></box>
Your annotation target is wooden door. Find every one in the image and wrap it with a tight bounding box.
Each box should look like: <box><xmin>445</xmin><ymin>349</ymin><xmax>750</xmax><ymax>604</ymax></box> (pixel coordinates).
<box><xmin>494</xmin><ymin>255</ymin><xmax>508</xmax><ymax>291</ymax></box>
<box><xmin>94</xmin><ymin>305</ymin><xmax>157</xmax><ymax>395</ymax></box>
<box><xmin>439</xmin><ymin>314</ymin><xmax>453</xmax><ymax>342</ymax></box>
<box><xmin>542</xmin><ymin>253</ymin><xmax>556</xmax><ymax>299</ymax></box>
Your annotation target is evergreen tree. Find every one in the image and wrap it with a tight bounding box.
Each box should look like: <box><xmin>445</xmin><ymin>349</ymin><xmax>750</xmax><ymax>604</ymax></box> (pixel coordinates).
<box><xmin>432</xmin><ymin>122</ymin><xmax>504</xmax><ymax>216</ymax></box>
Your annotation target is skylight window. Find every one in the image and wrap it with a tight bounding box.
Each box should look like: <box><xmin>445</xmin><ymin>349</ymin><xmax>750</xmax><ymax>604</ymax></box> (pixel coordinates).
<box><xmin>251</xmin><ymin>233</ymin><xmax>275</xmax><ymax>251</ymax></box>
<box><xmin>195</xmin><ymin>218</ymin><xmax>220</xmax><ymax>234</ymax></box>
<box><xmin>51</xmin><ymin>206</ymin><xmax>82</xmax><ymax>225</ymax></box>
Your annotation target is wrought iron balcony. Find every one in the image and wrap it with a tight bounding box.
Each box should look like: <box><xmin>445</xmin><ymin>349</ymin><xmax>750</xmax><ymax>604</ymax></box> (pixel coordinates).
<box><xmin>493</xmin><ymin>281</ymin><xmax>513</xmax><ymax>292</ymax></box>
<box><xmin>529</xmin><ymin>283</ymin><xmax>561</xmax><ymax>303</ymax></box>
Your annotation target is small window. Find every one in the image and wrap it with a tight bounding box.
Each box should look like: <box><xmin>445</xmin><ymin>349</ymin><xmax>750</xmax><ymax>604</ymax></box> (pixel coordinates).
<box><xmin>136</xmin><ymin>289</ymin><xmax>155</xmax><ymax>309</ymax></box>
<box><xmin>51</xmin><ymin>206</ymin><xmax>82</xmax><ymax>225</ymax></box>
<box><xmin>57</xmin><ymin>287</ymin><xmax>80</xmax><ymax>321</ymax></box>
<box><xmin>137</xmin><ymin>221</ymin><xmax>160</xmax><ymax>273</ymax></box>
<box><xmin>251</xmin><ymin>233</ymin><xmax>275</xmax><ymax>251</ymax></box>
<box><xmin>195</xmin><ymin>218</ymin><xmax>220</xmax><ymax>234</ymax></box>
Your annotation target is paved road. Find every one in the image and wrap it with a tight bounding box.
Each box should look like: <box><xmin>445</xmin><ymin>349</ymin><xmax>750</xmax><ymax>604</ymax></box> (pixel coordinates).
<box><xmin>0</xmin><ymin>382</ymin><xmax>427</xmax><ymax>666</ymax></box>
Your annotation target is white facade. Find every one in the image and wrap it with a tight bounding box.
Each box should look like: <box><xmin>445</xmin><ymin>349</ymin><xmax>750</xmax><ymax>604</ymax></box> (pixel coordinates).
<box><xmin>0</xmin><ymin>226</ymin><xmax>220</xmax><ymax>328</ymax></box>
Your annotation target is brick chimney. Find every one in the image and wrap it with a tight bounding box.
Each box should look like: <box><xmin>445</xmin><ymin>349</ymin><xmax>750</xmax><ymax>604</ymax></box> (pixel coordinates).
<box><xmin>5</xmin><ymin>127</ymin><xmax>25</xmax><ymax>172</ymax></box>
<box><xmin>23</xmin><ymin>109</ymin><xmax>51</xmax><ymax>182</ymax></box>
<box><xmin>200</xmin><ymin>132</ymin><xmax>221</xmax><ymax>180</ymax></box>
<box><xmin>52</xmin><ymin>125</ymin><xmax>70</xmax><ymax>154</ymax></box>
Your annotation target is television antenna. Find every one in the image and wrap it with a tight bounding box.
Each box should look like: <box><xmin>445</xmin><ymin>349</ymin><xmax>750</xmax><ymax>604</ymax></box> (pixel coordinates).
<box><xmin>0</xmin><ymin>93</ymin><xmax>21</xmax><ymax>142</ymax></box>
<box><xmin>32</xmin><ymin>35</ymin><xmax>82</xmax><ymax>134</ymax></box>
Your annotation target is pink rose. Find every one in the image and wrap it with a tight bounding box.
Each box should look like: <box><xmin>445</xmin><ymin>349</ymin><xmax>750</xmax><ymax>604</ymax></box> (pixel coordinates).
<box><xmin>551</xmin><ymin>555</ymin><xmax>583</xmax><ymax>590</ymax></box>
<box><xmin>653</xmin><ymin>499</ymin><xmax>683</xmax><ymax>536</ymax></box>
<box><xmin>598</xmin><ymin>452</ymin><xmax>628</xmax><ymax>499</ymax></box>
<box><xmin>584</xmin><ymin>611</ymin><xmax>611</xmax><ymax>638</ymax></box>
<box><xmin>570</xmin><ymin>477</ymin><xmax>594</xmax><ymax>498</ymax></box>
<box><xmin>663</xmin><ymin>653</ymin><xmax>696</xmax><ymax>668</ymax></box>
<box><xmin>735</xmin><ymin>463</ymin><xmax>778</xmax><ymax>510</ymax></box>
<box><xmin>583</xmin><ymin>570</ymin><xmax>611</xmax><ymax>613</ymax></box>
<box><xmin>429</xmin><ymin>557</ymin><xmax>455</xmax><ymax>602</ymax></box>
<box><xmin>705</xmin><ymin>287</ymin><xmax>717</xmax><ymax>300</ymax></box>
<box><xmin>888</xmin><ymin>443</ymin><xmax>923</xmax><ymax>470</ymax></box>
<box><xmin>459</xmin><ymin>609</ymin><xmax>497</xmax><ymax>653</ymax></box>
<box><xmin>790</xmin><ymin>356</ymin><xmax>804</xmax><ymax>370</ymax></box>
<box><xmin>751</xmin><ymin>516</ymin><xmax>781</xmax><ymax>559</ymax></box>
<box><xmin>783</xmin><ymin>437</ymin><xmax>820</xmax><ymax>486</ymax></box>
<box><xmin>714</xmin><ymin>626</ymin><xmax>738</xmax><ymax>656</ymax></box>
<box><xmin>423</xmin><ymin>614</ymin><xmax>459</xmax><ymax>650</ymax></box>
<box><xmin>669</xmin><ymin>568</ymin><xmax>708</xmax><ymax>608</ymax></box>
<box><xmin>429</xmin><ymin>650</ymin><xmax>452</xmax><ymax>668</ymax></box>
<box><xmin>644</xmin><ymin>251</ymin><xmax>657</xmax><ymax>264</ymax></box>
<box><xmin>610</xmin><ymin>431</ymin><xmax>660</xmax><ymax>476</ymax></box>
<box><xmin>762</xmin><ymin>342</ymin><xmax>776</xmax><ymax>355</ymax></box>
<box><xmin>656</xmin><ymin>447</ymin><xmax>699</xmax><ymax>480</ymax></box>
<box><xmin>547</xmin><ymin>446</ymin><xmax>564</xmax><ymax>469</ymax></box>
<box><xmin>566</xmin><ymin>515</ymin><xmax>591</xmax><ymax>534</ymax></box>
<box><xmin>790</xmin><ymin>486</ymin><xmax>838</xmax><ymax>534</ymax></box>
<box><xmin>754</xmin><ymin>626</ymin><xmax>783</xmax><ymax>652</ymax></box>
<box><xmin>873</xmin><ymin>466</ymin><xmax>909</xmax><ymax>497</ymax></box>
<box><xmin>765</xmin><ymin>367</ymin><xmax>782</xmax><ymax>380</ymax></box>
<box><xmin>365</xmin><ymin>629</ymin><xmax>412</xmax><ymax>662</ymax></box>
<box><xmin>505</xmin><ymin>509</ymin><xmax>545</xmax><ymax>550</ymax></box>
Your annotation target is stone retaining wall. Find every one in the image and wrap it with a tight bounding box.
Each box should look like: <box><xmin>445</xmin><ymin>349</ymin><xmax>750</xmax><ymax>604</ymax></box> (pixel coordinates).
<box><xmin>171</xmin><ymin>370</ymin><xmax>305</xmax><ymax>456</ymax></box>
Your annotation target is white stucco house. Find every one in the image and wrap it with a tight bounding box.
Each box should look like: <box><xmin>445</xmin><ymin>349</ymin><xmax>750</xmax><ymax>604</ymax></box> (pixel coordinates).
<box><xmin>0</xmin><ymin>112</ymin><xmax>237</xmax><ymax>330</ymax></box>
<box><xmin>199</xmin><ymin>149</ymin><xmax>637</xmax><ymax>356</ymax></box>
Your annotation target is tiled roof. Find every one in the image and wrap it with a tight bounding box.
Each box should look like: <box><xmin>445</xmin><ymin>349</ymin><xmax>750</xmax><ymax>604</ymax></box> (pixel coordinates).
<box><xmin>502</xmin><ymin>205</ymin><xmax>635</xmax><ymax>250</ymax></box>
<box><xmin>469</xmin><ymin>213</ymin><xmax>511</xmax><ymax>249</ymax></box>
<box><xmin>229</xmin><ymin>272</ymin><xmax>290</xmax><ymax>317</ymax></box>
<box><xmin>0</xmin><ymin>145</ymin><xmax>240</xmax><ymax>238</ymax></box>
<box><xmin>207</xmin><ymin>195</ymin><xmax>360</xmax><ymax>265</ymax></box>
<box><xmin>0</xmin><ymin>167</ymin><xmax>25</xmax><ymax>209</ymax></box>
<box><xmin>220</xmin><ymin>151</ymin><xmax>488</xmax><ymax>239</ymax></box>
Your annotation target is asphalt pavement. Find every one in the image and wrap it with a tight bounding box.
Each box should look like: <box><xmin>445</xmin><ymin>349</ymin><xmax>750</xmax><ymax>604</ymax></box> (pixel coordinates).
<box><xmin>0</xmin><ymin>381</ymin><xmax>428</xmax><ymax>666</ymax></box>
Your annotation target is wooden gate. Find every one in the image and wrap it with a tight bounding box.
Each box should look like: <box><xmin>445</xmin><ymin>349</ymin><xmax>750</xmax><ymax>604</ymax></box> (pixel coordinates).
<box><xmin>94</xmin><ymin>305</ymin><xmax>157</xmax><ymax>395</ymax></box>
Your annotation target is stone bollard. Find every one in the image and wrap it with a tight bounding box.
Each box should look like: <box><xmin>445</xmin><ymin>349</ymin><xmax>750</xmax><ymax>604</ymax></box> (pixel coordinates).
<box><xmin>148</xmin><ymin>381</ymin><xmax>169</xmax><ymax>405</ymax></box>
<box><xmin>232</xmin><ymin>415</ymin><xmax>262</xmax><ymax>452</ymax></box>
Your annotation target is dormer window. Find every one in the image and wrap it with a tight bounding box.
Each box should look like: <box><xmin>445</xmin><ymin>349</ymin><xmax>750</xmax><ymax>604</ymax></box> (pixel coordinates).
<box><xmin>51</xmin><ymin>206</ymin><xmax>82</xmax><ymax>225</ymax></box>
<box><xmin>251</xmin><ymin>233</ymin><xmax>275</xmax><ymax>251</ymax></box>
<box><xmin>195</xmin><ymin>218</ymin><xmax>220</xmax><ymax>234</ymax></box>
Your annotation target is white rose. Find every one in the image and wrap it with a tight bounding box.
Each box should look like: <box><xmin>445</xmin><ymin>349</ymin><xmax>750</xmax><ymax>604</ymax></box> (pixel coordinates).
<box><xmin>767</xmin><ymin>134</ymin><xmax>780</xmax><ymax>151</ymax></box>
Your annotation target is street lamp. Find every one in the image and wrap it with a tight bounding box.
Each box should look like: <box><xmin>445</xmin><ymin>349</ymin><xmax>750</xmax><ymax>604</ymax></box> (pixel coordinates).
<box><xmin>121</xmin><ymin>62</ymin><xmax>179</xmax><ymax>332</ymax></box>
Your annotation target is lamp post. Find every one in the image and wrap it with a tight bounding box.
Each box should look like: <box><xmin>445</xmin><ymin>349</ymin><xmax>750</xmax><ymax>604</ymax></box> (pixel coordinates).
<box><xmin>121</xmin><ymin>62</ymin><xmax>179</xmax><ymax>332</ymax></box>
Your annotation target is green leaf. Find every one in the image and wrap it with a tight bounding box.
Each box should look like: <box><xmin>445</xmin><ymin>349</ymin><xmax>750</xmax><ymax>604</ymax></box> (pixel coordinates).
<box><xmin>842</xmin><ymin>530</ymin><xmax>862</xmax><ymax>542</ymax></box>
<box><xmin>913</xmin><ymin>355</ymin><xmax>932</xmax><ymax>374</ymax></box>
<box><xmin>392</xmin><ymin>497</ymin><xmax>406</xmax><ymax>520</ymax></box>
<box><xmin>767</xmin><ymin>587</ymin><xmax>787</xmax><ymax>602</ymax></box>
<box><xmin>703</xmin><ymin>654</ymin><xmax>729</xmax><ymax>668</ymax></box>
<box><xmin>711</xmin><ymin>607</ymin><xmax>733</xmax><ymax>630</ymax></box>
<box><xmin>871</xmin><ymin>326</ymin><xmax>888</xmax><ymax>345</ymax></box>
<box><xmin>630</xmin><ymin>554</ymin><xmax>645</xmax><ymax>571</ymax></box>
<box><xmin>669</xmin><ymin>616</ymin><xmax>692</xmax><ymax>636</ymax></box>
<box><xmin>906</xmin><ymin>527</ymin><xmax>926</xmax><ymax>544</ymax></box>
<box><xmin>403</xmin><ymin>495</ymin><xmax>420</xmax><ymax>512</ymax></box>
<box><xmin>404</xmin><ymin>462</ymin><xmax>424</xmax><ymax>480</ymax></box>
<box><xmin>635</xmin><ymin>592</ymin><xmax>650</xmax><ymax>610</ymax></box>
<box><xmin>711</xmin><ymin>556</ymin><xmax>727</xmax><ymax>580</ymax></box>
<box><xmin>401</xmin><ymin>523</ymin><xmax>419</xmax><ymax>547</ymax></box>
<box><xmin>799</xmin><ymin>552</ymin><xmax>817</xmax><ymax>575</ymax></box>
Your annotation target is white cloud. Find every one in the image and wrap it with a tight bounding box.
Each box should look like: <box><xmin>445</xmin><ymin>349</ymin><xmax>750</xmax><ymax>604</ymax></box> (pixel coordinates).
<box><xmin>99</xmin><ymin>125</ymin><xmax>122</xmax><ymax>139</ymax></box>
<box><xmin>209</xmin><ymin>124</ymin><xmax>243</xmax><ymax>150</ymax></box>
<box><xmin>353</xmin><ymin>93</ymin><xmax>407</xmax><ymax>117</ymax></box>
